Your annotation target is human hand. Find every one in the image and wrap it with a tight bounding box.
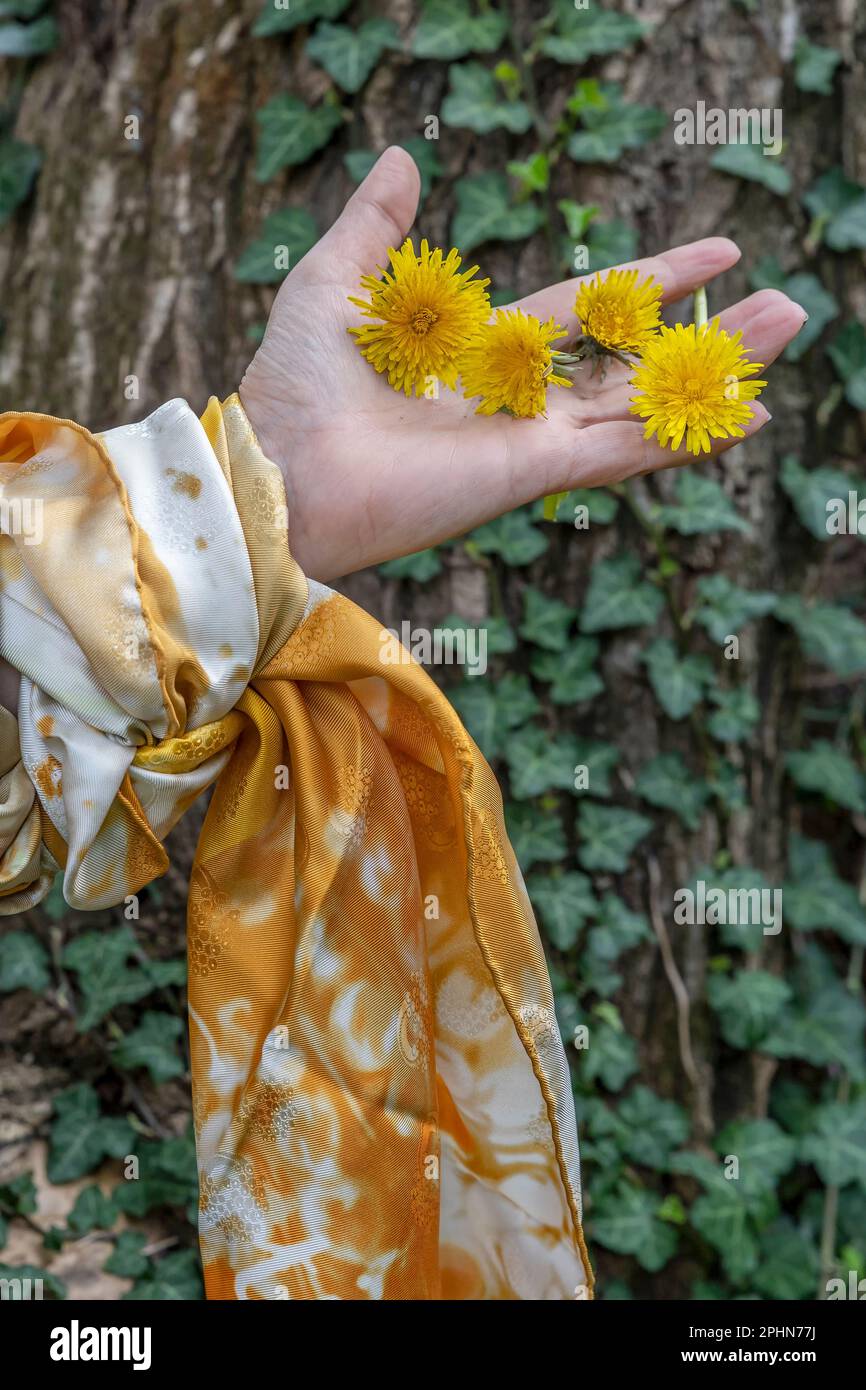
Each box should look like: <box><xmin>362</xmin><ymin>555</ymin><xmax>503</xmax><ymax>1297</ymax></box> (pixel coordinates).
<box><xmin>240</xmin><ymin>146</ymin><xmax>807</xmax><ymax>584</ymax></box>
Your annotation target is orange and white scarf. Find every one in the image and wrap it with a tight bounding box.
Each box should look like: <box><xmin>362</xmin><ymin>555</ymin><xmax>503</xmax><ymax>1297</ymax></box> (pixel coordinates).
<box><xmin>0</xmin><ymin>395</ymin><xmax>591</xmax><ymax>1299</ymax></box>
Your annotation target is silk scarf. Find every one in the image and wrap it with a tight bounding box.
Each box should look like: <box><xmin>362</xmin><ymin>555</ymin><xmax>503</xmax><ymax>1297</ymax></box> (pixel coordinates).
<box><xmin>0</xmin><ymin>395</ymin><xmax>592</xmax><ymax>1300</ymax></box>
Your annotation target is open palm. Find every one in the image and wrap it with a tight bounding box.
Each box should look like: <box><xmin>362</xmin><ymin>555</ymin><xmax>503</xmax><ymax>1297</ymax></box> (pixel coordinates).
<box><xmin>239</xmin><ymin>146</ymin><xmax>806</xmax><ymax>583</ymax></box>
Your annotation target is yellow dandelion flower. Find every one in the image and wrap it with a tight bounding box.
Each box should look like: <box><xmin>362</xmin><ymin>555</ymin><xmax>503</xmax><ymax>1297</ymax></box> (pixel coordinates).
<box><xmin>459</xmin><ymin>309</ymin><xmax>572</xmax><ymax>419</ymax></box>
<box><xmin>348</xmin><ymin>238</ymin><xmax>490</xmax><ymax>396</ymax></box>
<box><xmin>629</xmin><ymin>318</ymin><xmax>767</xmax><ymax>456</ymax></box>
<box><xmin>574</xmin><ymin>268</ymin><xmax>664</xmax><ymax>355</ymax></box>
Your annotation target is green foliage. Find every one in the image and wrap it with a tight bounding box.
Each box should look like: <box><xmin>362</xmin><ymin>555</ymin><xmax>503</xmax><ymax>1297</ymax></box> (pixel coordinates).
<box><xmin>253</xmin><ymin>0</ymin><xmax>351</xmax><ymax>39</ymax></box>
<box><xmin>235</xmin><ymin>209</ymin><xmax>318</xmax><ymax>285</ymax></box>
<box><xmin>643</xmin><ymin>639</ymin><xmax>713</xmax><ymax>719</ymax></box>
<box><xmin>48</xmin><ymin>1084</ymin><xmax>136</xmax><ymax>1184</ymax></box>
<box><xmin>0</xmin><ymin>136</ymin><xmax>41</xmax><ymax>224</ymax></box>
<box><xmin>412</xmin><ymin>0</ymin><xmax>507</xmax><ymax>60</ymax></box>
<box><xmin>307</xmin><ymin>20</ymin><xmax>400</xmax><ymax>93</ymax></box>
<box><xmin>580</xmin><ymin>553</ymin><xmax>663</xmax><ymax>632</ymax></box>
<box><xmin>652</xmin><ymin>471</ymin><xmax>749</xmax><ymax>535</ymax></box>
<box><xmin>566</xmin><ymin>82</ymin><xmax>665</xmax><ymax>164</ymax></box>
<box><xmin>452</xmin><ymin>171</ymin><xmax>546</xmax><ymax>253</ymax></box>
<box><xmin>540</xmin><ymin>0</ymin><xmax>645</xmax><ymax>65</ymax></box>
<box><xmin>0</xmin><ymin>929</ymin><xmax>50</xmax><ymax>991</ymax></box>
<box><xmin>803</xmin><ymin>167</ymin><xmax>866</xmax><ymax>252</ymax></box>
<box><xmin>0</xmin><ymin>11</ymin><xmax>55</xmax><ymax>54</ymax></box>
<box><xmin>442</xmin><ymin>62</ymin><xmax>532</xmax><ymax>135</ymax></box>
<box><xmin>254</xmin><ymin>96</ymin><xmax>343</xmax><ymax>180</ymax></box>
<box><xmin>711</xmin><ymin>140</ymin><xmax>792</xmax><ymax>195</ymax></box>
<box><xmin>793</xmin><ymin>38</ymin><xmax>841</xmax><ymax>95</ymax></box>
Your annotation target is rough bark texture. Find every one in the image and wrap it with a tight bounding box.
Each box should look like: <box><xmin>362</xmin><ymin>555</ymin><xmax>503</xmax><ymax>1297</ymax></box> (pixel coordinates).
<box><xmin>1</xmin><ymin>0</ymin><xmax>864</xmax><ymax>1300</ymax></box>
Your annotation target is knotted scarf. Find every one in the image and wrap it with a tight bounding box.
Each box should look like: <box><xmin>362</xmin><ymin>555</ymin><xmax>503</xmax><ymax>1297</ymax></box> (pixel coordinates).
<box><xmin>0</xmin><ymin>395</ymin><xmax>591</xmax><ymax>1300</ymax></box>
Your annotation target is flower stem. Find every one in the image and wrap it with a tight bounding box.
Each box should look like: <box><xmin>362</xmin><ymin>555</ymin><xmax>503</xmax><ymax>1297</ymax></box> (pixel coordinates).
<box><xmin>693</xmin><ymin>285</ymin><xmax>708</xmax><ymax>331</ymax></box>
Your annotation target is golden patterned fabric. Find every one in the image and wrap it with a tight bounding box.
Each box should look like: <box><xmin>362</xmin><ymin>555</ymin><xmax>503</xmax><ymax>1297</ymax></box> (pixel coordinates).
<box><xmin>0</xmin><ymin>395</ymin><xmax>591</xmax><ymax>1300</ymax></box>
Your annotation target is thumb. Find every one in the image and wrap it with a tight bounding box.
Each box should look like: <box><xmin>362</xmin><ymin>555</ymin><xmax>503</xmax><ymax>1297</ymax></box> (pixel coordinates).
<box><xmin>315</xmin><ymin>145</ymin><xmax>421</xmax><ymax>274</ymax></box>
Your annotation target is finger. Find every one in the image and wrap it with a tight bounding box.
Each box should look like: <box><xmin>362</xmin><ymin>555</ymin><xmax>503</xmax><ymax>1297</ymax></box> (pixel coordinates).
<box><xmin>509</xmin><ymin>237</ymin><xmax>743</xmax><ymax>335</ymax></box>
<box><xmin>553</xmin><ymin>287</ymin><xmax>807</xmax><ymax>426</ymax></box>
<box><xmin>539</xmin><ymin>402</ymin><xmax>772</xmax><ymax>497</ymax></box>
<box><xmin>304</xmin><ymin>145</ymin><xmax>421</xmax><ymax>282</ymax></box>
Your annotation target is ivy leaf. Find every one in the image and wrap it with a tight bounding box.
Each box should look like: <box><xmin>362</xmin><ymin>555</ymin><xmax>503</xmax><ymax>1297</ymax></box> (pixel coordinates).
<box><xmin>504</xmin><ymin>724</ymin><xmax>580</xmax><ymax>800</ymax></box>
<box><xmin>707</xmin><ymin>685</ymin><xmax>760</xmax><ymax>743</ymax></box>
<box><xmin>585</xmin><ymin>218</ymin><xmax>637</xmax><ymax>271</ymax></box>
<box><xmin>783</xmin><ymin>846</ymin><xmax>866</xmax><ymax>945</ymax></box>
<box><xmin>306</xmin><ymin>19</ymin><xmax>399</xmax><ymax>93</ymax></box>
<box><xmin>255</xmin><ymin>96</ymin><xmax>342</xmax><ymax>181</ymax></box>
<box><xmin>827</xmin><ymin>321</ymin><xmax>866</xmax><ymax>410</ymax></box>
<box><xmin>0</xmin><ymin>136</ymin><xmax>41</xmax><ymax>224</ymax></box>
<box><xmin>567</xmin><ymin>85</ymin><xmax>665</xmax><ymax>164</ymax></box>
<box><xmin>692</xmin><ymin>574</ymin><xmax>777</xmax><ymax>644</ymax></box>
<box><xmin>505</xmin><ymin>801</ymin><xmax>567</xmax><ymax>871</ymax></box>
<box><xmin>442</xmin><ymin>61</ymin><xmax>532</xmax><ymax>135</ymax></box>
<box><xmin>803</xmin><ymin>167</ymin><xmax>866</xmax><ymax>252</ymax></box>
<box><xmin>378</xmin><ymin>548</ymin><xmax>442</xmax><ymax>581</ymax></box>
<box><xmin>253</xmin><ymin>0</ymin><xmax>351</xmax><ymax>38</ymax></box>
<box><xmin>793</xmin><ymin>38</ymin><xmax>841</xmax><ymax>94</ymax></box>
<box><xmin>540</xmin><ymin>0</ymin><xmax>645</xmax><ymax>64</ymax></box>
<box><xmin>343</xmin><ymin>138</ymin><xmax>442</xmax><ymax>199</ymax></box>
<box><xmin>710</xmin><ymin>758</ymin><xmax>748</xmax><ymax>812</ymax></box>
<box><xmin>711</xmin><ymin>140</ymin><xmax>792</xmax><ymax>195</ymax></box>
<box><xmin>412</xmin><ymin>0</ymin><xmax>507</xmax><ymax>59</ymax></box>
<box><xmin>777</xmin><ymin>596</ymin><xmax>866</xmax><ymax>678</ymax></box>
<box><xmin>48</xmin><ymin>1084</ymin><xmax>136</xmax><ymax>1184</ymax></box>
<box><xmin>112</xmin><ymin>1133</ymin><xmax>199</xmax><ymax>1217</ymax></box>
<box><xmin>467</xmin><ymin>506</ymin><xmax>548</xmax><ymax>564</ymax></box>
<box><xmin>576</xmin><ymin>802</ymin><xmax>652</xmax><ymax>873</ymax></box>
<box><xmin>653</xmin><ymin>471</ymin><xmax>749</xmax><ymax>535</ymax></box>
<box><xmin>617</xmin><ymin>1086</ymin><xmax>689</xmax><ymax>1169</ymax></box>
<box><xmin>519</xmin><ymin>585</ymin><xmax>576</xmax><ymax>651</ymax></box>
<box><xmin>786</xmin><ymin>740</ymin><xmax>866</xmax><ymax>815</ymax></box>
<box><xmin>451</xmin><ymin>674</ymin><xmax>539</xmax><ymax>760</ymax></box>
<box><xmin>111</xmin><ymin>1012</ymin><xmax>185</xmax><ymax>1084</ymax></box>
<box><xmin>451</xmin><ymin>172</ymin><xmax>545</xmax><ymax>253</ymax></box>
<box><xmin>104</xmin><ymin>1231</ymin><xmax>150</xmax><ymax>1280</ymax></box>
<box><xmin>690</xmin><ymin>1187</ymin><xmax>763</xmax><ymax>1282</ymax></box>
<box><xmin>123</xmin><ymin>1248</ymin><xmax>204</xmax><ymax>1301</ymax></box>
<box><xmin>235</xmin><ymin>208</ymin><xmax>318</xmax><ymax>284</ymax></box>
<box><xmin>635</xmin><ymin>753</ymin><xmax>711</xmax><ymax>830</ymax></box>
<box><xmin>586</xmin><ymin>893</ymin><xmax>650</xmax><ymax>962</ymax></box>
<box><xmin>683</xmin><ymin>866</ymin><xmax>774</xmax><ymax>952</ymax></box>
<box><xmin>62</xmin><ymin>928</ymin><xmax>164</xmax><ymax>1031</ymax></box>
<box><xmin>0</xmin><ymin>14</ymin><xmax>56</xmax><ymax>53</ymax></box>
<box><xmin>716</xmin><ymin>1118</ymin><xmax>797</xmax><ymax>1197</ymax></box>
<box><xmin>643</xmin><ymin>638</ymin><xmax>714</xmax><ymax>720</ymax></box>
<box><xmin>541</xmin><ymin>486</ymin><xmax>619</xmax><ymax>526</ymax></box>
<box><xmin>800</xmin><ymin>1099</ymin><xmax>866</xmax><ymax>1186</ymax></box>
<box><xmin>780</xmin><ymin>273</ymin><xmax>839</xmax><ymax>360</ymax></box>
<box><xmin>581</xmin><ymin>1011</ymin><xmax>640</xmax><ymax>1092</ymax></box>
<box><xmin>762</xmin><ymin>979</ymin><xmax>866</xmax><ymax>1079</ymax></box>
<box><xmin>66</xmin><ymin>1185</ymin><xmax>117</xmax><ymax>1235</ymax></box>
<box><xmin>707</xmin><ymin>969</ymin><xmax>793</xmax><ymax>1049</ymax></box>
<box><xmin>0</xmin><ymin>930</ymin><xmax>50</xmax><ymax>992</ymax></box>
<box><xmin>442</xmin><ymin>611</ymin><xmax>516</xmax><ymax>655</ymax></box>
<box><xmin>531</xmin><ymin>638</ymin><xmax>603</xmax><ymax>706</ymax></box>
<box><xmin>591</xmin><ymin>1183</ymin><xmax>678</xmax><ymax>1271</ymax></box>
<box><xmin>526</xmin><ymin>871</ymin><xmax>599</xmax><ymax>950</ymax></box>
<box><xmin>753</xmin><ymin>1219</ymin><xmax>819</xmax><ymax>1301</ymax></box>
<box><xmin>571</xmin><ymin>738</ymin><xmax>620</xmax><ymax>798</ymax></box>
<box><xmin>0</xmin><ymin>1</ymin><xmax>51</xmax><ymax>16</ymax></box>
<box><xmin>778</xmin><ymin>454</ymin><xmax>862</xmax><ymax>540</ymax></box>
<box><xmin>0</xmin><ymin>1262</ymin><xmax>65</xmax><ymax>1299</ymax></box>
<box><xmin>580</xmin><ymin>553</ymin><xmax>663</xmax><ymax>633</ymax></box>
